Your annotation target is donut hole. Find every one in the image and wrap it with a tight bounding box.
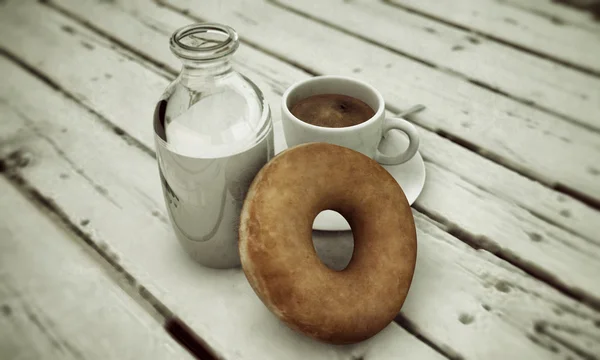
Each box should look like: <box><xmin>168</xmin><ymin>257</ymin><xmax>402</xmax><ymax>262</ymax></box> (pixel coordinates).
<box><xmin>312</xmin><ymin>211</ymin><xmax>354</xmax><ymax>271</ymax></box>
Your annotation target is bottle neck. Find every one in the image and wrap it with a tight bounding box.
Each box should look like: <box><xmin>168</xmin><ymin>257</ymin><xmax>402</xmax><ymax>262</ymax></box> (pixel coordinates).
<box><xmin>180</xmin><ymin>57</ymin><xmax>233</xmax><ymax>79</ymax></box>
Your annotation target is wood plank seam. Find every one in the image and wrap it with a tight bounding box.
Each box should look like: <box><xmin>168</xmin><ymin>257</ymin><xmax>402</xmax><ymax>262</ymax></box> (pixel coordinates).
<box><xmin>421</xmin><ymin>153</ymin><xmax>599</xmax><ymax>246</ymax></box>
<box><xmin>0</xmin><ymin>154</ymin><xmax>220</xmax><ymax>360</ymax></box>
<box><xmin>129</xmin><ymin>0</ymin><xmax>319</xmax><ymax>81</ymax></box>
<box><xmin>38</xmin><ymin>1</ymin><xmax>175</xmax><ymax>82</ymax></box>
<box><xmin>381</xmin><ymin>0</ymin><xmax>600</xmax><ymax>78</ymax></box>
<box><xmin>271</xmin><ymin>0</ymin><xmax>600</xmax><ymax>132</ymax></box>
<box><xmin>431</xmin><ymin>128</ymin><xmax>600</xmax><ymax>212</ymax></box>
<box><xmin>394</xmin><ymin>314</ymin><xmax>464</xmax><ymax>360</ymax></box>
<box><xmin>45</xmin><ymin>0</ymin><xmax>321</xmax><ymax>88</ymax></box>
<box><xmin>0</xmin><ymin>48</ymin><xmax>155</xmax><ymax>160</ymax></box>
<box><xmin>0</xmin><ymin>157</ymin><xmax>168</xmax><ymax>319</ymax></box>
<box><xmin>24</xmin><ymin>0</ymin><xmax>600</xmax><ymax>296</ymax></box>
<box><xmin>500</xmin><ymin>2</ymin><xmax>597</xmax><ymax>32</ymax></box>
<box><xmin>502</xmin><ymin>4</ymin><xmax>574</xmax><ymax>26</ymax></box>
<box><xmin>0</xmin><ymin>65</ymin><xmax>216</xmax><ymax>358</ymax></box>
<box><xmin>553</xmin><ymin>0</ymin><xmax>600</xmax><ymax>17</ymax></box>
<box><xmin>154</xmin><ymin>0</ymin><xmax>600</xmax><ymax>212</ymax></box>
<box><xmin>267</xmin><ymin>0</ymin><xmax>600</xmax><ymax>134</ymax></box>
<box><xmin>413</xmin><ymin>202</ymin><xmax>600</xmax><ymax>311</ymax></box>
<box><xmin>153</xmin><ymin>1</ymin><xmax>322</xmax><ymax>78</ymax></box>
<box><xmin>165</xmin><ymin>318</ymin><xmax>222</xmax><ymax>360</ymax></box>
<box><xmin>411</xmin><ymin>211</ymin><xmax>600</xmax><ymax>360</ymax></box>
<box><xmin>0</xmin><ymin>178</ymin><xmax>199</xmax><ymax>360</ymax></box>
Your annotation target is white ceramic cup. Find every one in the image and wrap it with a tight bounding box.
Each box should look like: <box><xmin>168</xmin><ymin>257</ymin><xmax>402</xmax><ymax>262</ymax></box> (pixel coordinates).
<box><xmin>281</xmin><ymin>75</ymin><xmax>419</xmax><ymax>165</ymax></box>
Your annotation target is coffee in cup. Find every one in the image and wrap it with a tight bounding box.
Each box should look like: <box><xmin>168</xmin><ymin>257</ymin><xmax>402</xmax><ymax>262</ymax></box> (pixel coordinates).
<box><xmin>290</xmin><ymin>94</ymin><xmax>375</xmax><ymax>128</ymax></box>
<box><xmin>281</xmin><ymin>75</ymin><xmax>420</xmax><ymax>165</ymax></box>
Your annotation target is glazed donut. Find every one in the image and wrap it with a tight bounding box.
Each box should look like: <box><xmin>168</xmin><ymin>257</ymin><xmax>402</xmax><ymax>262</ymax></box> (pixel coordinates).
<box><xmin>239</xmin><ymin>143</ymin><xmax>417</xmax><ymax>344</ymax></box>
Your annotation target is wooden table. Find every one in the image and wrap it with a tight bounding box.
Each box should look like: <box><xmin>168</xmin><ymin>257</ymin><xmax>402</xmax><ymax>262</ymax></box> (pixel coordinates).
<box><xmin>1</xmin><ymin>0</ymin><xmax>599</xmax><ymax>359</ymax></box>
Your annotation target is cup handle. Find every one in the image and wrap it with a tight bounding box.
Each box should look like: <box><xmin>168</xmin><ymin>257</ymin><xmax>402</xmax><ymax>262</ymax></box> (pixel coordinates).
<box><xmin>374</xmin><ymin>117</ymin><xmax>420</xmax><ymax>165</ymax></box>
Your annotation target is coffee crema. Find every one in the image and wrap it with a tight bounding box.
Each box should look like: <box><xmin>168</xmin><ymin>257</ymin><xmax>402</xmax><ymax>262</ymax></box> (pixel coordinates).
<box><xmin>290</xmin><ymin>94</ymin><xmax>375</xmax><ymax>128</ymax></box>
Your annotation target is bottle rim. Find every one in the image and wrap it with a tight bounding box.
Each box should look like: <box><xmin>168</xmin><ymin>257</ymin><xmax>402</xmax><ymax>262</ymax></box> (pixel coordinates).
<box><xmin>170</xmin><ymin>23</ymin><xmax>239</xmax><ymax>61</ymax></box>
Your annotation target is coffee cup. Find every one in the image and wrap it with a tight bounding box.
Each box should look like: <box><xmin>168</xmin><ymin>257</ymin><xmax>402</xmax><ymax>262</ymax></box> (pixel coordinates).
<box><xmin>281</xmin><ymin>75</ymin><xmax>420</xmax><ymax>165</ymax></box>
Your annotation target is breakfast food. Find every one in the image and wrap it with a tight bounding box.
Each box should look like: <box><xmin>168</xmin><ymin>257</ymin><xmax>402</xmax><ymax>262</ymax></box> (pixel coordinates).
<box><xmin>239</xmin><ymin>143</ymin><xmax>417</xmax><ymax>344</ymax></box>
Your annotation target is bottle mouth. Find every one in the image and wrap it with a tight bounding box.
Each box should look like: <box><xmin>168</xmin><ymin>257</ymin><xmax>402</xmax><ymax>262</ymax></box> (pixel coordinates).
<box><xmin>170</xmin><ymin>23</ymin><xmax>239</xmax><ymax>61</ymax></box>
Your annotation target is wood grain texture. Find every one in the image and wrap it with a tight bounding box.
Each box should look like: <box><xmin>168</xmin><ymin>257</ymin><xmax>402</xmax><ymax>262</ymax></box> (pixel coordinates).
<box><xmin>4</xmin><ymin>0</ymin><xmax>600</xmax><ymax>306</ymax></box>
<box><xmin>276</xmin><ymin>0</ymin><xmax>600</xmax><ymax>132</ymax></box>
<box><xmin>0</xmin><ymin>55</ymin><xmax>444</xmax><ymax>360</ymax></box>
<box><xmin>0</xmin><ymin>179</ymin><xmax>194</xmax><ymax>360</ymax></box>
<box><xmin>157</xmin><ymin>0</ymin><xmax>600</xmax><ymax>206</ymax></box>
<box><xmin>500</xmin><ymin>0</ymin><xmax>600</xmax><ymax>33</ymax></box>
<box><xmin>406</xmin><ymin>213</ymin><xmax>600</xmax><ymax>360</ymax></box>
<box><xmin>387</xmin><ymin>0</ymin><xmax>600</xmax><ymax>75</ymax></box>
<box><xmin>1</xmin><ymin>25</ymin><xmax>600</xmax><ymax>360</ymax></box>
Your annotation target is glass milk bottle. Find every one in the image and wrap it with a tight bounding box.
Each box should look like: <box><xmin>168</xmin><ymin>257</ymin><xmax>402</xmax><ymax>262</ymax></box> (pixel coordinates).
<box><xmin>153</xmin><ymin>23</ymin><xmax>274</xmax><ymax>268</ymax></box>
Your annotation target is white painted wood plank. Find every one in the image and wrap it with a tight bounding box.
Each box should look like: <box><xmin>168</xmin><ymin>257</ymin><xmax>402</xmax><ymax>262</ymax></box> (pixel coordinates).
<box><xmin>416</xmin><ymin>162</ymin><xmax>600</xmax><ymax>299</ymax></box>
<box><xmin>387</xmin><ymin>0</ymin><xmax>600</xmax><ymax>75</ymax></box>
<box><xmin>156</xmin><ymin>0</ymin><xmax>600</xmax><ymax>205</ymax></box>
<box><xmin>406</xmin><ymin>214</ymin><xmax>600</xmax><ymax>360</ymax></box>
<box><xmin>500</xmin><ymin>0</ymin><xmax>600</xmax><ymax>33</ymax></box>
<box><xmin>5</xmin><ymin>0</ymin><xmax>600</xmax><ymax>307</ymax></box>
<box><xmin>0</xmin><ymin>179</ymin><xmax>194</xmax><ymax>360</ymax></box>
<box><xmin>276</xmin><ymin>0</ymin><xmax>600</xmax><ymax>132</ymax></box>
<box><xmin>0</xmin><ymin>56</ymin><xmax>445</xmax><ymax>360</ymax></box>
<box><xmin>1</xmin><ymin>55</ymin><xmax>599</xmax><ymax>360</ymax></box>
<box><xmin>417</xmin><ymin>122</ymin><xmax>600</xmax><ymax>247</ymax></box>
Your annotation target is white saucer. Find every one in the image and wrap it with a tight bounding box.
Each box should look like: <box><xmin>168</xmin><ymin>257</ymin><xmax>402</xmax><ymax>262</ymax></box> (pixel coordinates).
<box><xmin>273</xmin><ymin>121</ymin><xmax>426</xmax><ymax>232</ymax></box>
